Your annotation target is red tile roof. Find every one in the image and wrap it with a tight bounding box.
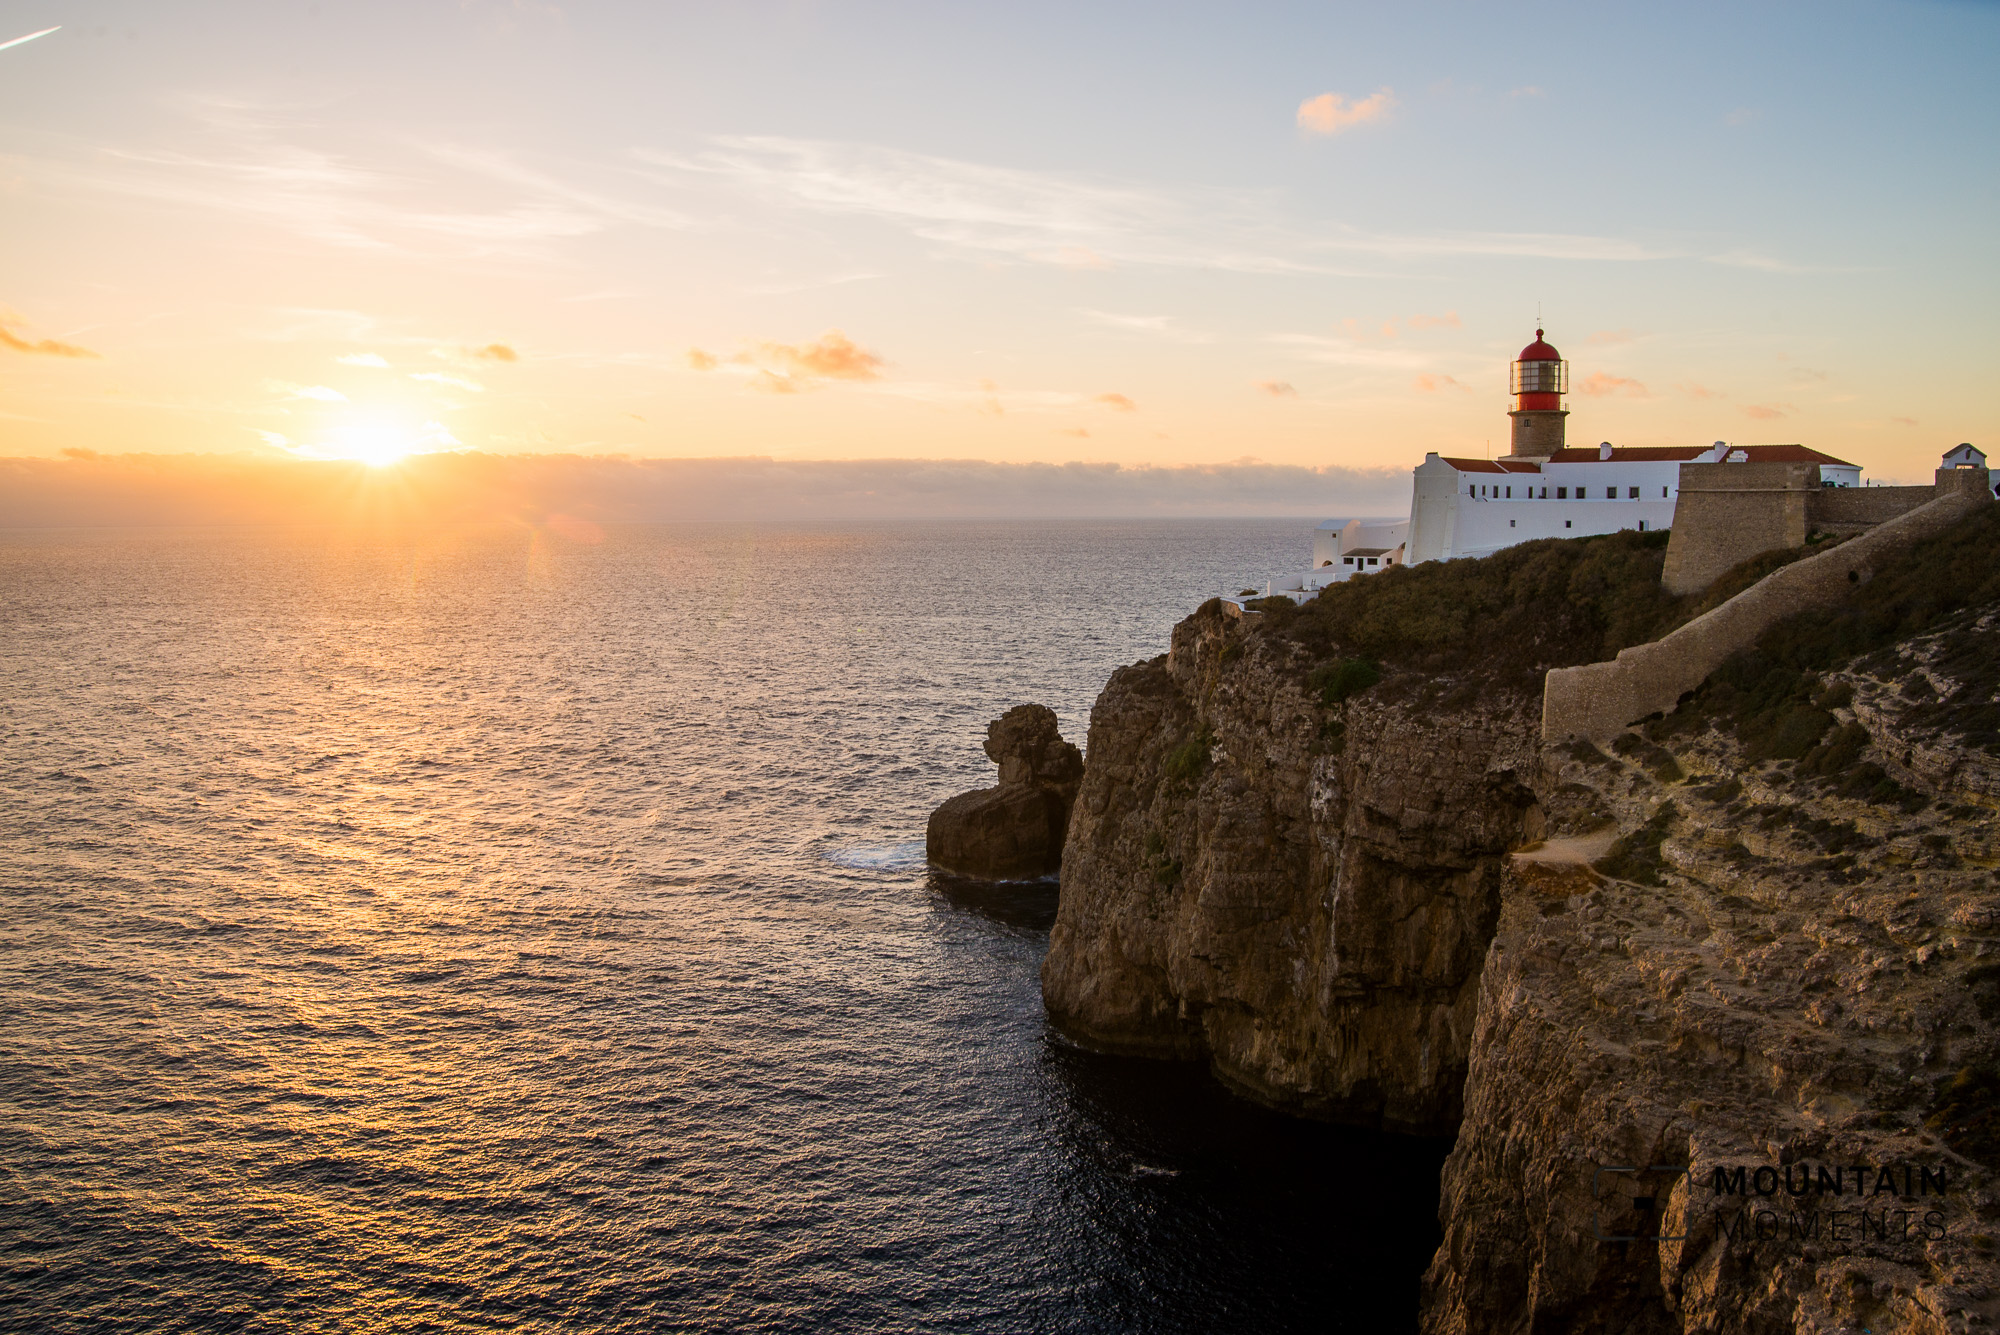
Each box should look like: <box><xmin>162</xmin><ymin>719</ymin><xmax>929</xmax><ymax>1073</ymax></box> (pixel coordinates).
<box><xmin>1721</xmin><ymin>444</ymin><xmax>1860</xmax><ymax>467</ymax></box>
<box><xmin>1439</xmin><ymin>457</ymin><xmax>1545</xmax><ymax>473</ymax></box>
<box><xmin>1544</xmin><ymin>446</ymin><xmax>1711</xmax><ymax>463</ymax></box>
<box><xmin>1440</xmin><ymin>444</ymin><xmax>1860</xmax><ymax>471</ymax></box>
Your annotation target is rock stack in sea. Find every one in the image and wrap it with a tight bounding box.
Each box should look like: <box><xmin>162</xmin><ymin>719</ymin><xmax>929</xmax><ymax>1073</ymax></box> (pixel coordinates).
<box><xmin>926</xmin><ymin>704</ymin><xmax>1084</xmax><ymax>880</ymax></box>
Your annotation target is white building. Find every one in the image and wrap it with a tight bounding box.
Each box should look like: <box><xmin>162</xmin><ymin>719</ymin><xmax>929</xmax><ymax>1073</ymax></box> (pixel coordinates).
<box><xmin>1237</xmin><ymin>328</ymin><xmax>1874</xmax><ymax>609</ymax></box>
<box><xmin>1406</xmin><ymin>440</ymin><xmax>1861</xmax><ymax>563</ymax></box>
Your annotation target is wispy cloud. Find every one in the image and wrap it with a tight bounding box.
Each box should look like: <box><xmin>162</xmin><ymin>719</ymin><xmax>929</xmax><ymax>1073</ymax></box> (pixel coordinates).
<box><xmin>32</xmin><ymin>99</ymin><xmax>689</xmax><ymax>258</ymax></box>
<box><xmin>1578</xmin><ymin>371</ymin><xmax>1647</xmax><ymax>398</ymax></box>
<box><xmin>1412</xmin><ymin>373</ymin><xmax>1467</xmax><ymax>394</ymax></box>
<box><xmin>1406</xmin><ymin>311</ymin><xmax>1461</xmax><ymax>330</ymax></box>
<box><xmin>0</xmin><ymin>319</ymin><xmax>97</xmax><ymax>358</ymax></box>
<box><xmin>1677</xmin><ymin>382</ymin><xmax>1724</xmax><ymax>400</ymax></box>
<box><xmin>1093</xmin><ymin>393</ymin><xmax>1137</xmax><ymax>412</ymax></box>
<box><xmin>1268</xmin><ymin>333</ymin><xmax>1429</xmax><ymax>369</ymax></box>
<box><xmin>1587</xmin><ymin>328</ymin><xmax>1638</xmax><ymax>346</ymax></box>
<box><xmin>640</xmin><ymin>135</ymin><xmax>1658</xmax><ymax>273</ymax></box>
<box><xmin>1254</xmin><ymin>380</ymin><xmax>1297</xmax><ymax>397</ymax></box>
<box><xmin>1077</xmin><ymin>309</ymin><xmax>1210</xmax><ymax>342</ymax></box>
<box><xmin>1743</xmin><ymin>403</ymin><xmax>1791</xmax><ymax>420</ymax></box>
<box><xmin>470</xmin><ymin>343</ymin><xmax>518</xmax><ymax>362</ymax></box>
<box><xmin>1296</xmin><ymin>89</ymin><xmax>1396</xmax><ymax>136</ymax></box>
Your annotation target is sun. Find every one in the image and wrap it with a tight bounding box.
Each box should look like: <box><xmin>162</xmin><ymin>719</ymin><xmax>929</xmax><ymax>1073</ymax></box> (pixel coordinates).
<box><xmin>322</xmin><ymin>420</ymin><xmax>416</xmax><ymax>467</ymax></box>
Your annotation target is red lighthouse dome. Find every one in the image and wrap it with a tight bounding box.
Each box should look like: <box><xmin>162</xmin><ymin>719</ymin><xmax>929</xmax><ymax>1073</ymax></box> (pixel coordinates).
<box><xmin>1510</xmin><ymin>327</ymin><xmax>1567</xmax><ymax>410</ymax></box>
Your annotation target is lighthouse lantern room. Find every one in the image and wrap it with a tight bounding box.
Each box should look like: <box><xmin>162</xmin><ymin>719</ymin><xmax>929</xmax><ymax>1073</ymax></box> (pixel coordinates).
<box><xmin>1505</xmin><ymin>329</ymin><xmax>1570</xmax><ymax>459</ymax></box>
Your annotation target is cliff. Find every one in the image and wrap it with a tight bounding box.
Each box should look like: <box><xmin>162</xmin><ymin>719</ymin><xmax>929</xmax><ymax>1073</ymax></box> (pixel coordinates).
<box><xmin>1041</xmin><ymin>602</ymin><xmax>1538</xmax><ymax>1130</ymax></box>
<box><xmin>1043</xmin><ymin>511</ymin><xmax>2000</xmax><ymax>1330</ymax></box>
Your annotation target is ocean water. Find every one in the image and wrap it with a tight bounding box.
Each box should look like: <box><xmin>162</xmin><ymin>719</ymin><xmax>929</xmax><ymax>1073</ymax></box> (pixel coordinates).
<box><xmin>0</xmin><ymin>520</ymin><xmax>1448</xmax><ymax>1334</ymax></box>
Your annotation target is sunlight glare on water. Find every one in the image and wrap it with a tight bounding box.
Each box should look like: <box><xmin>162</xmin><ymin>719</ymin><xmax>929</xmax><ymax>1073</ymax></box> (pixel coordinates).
<box><xmin>0</xmin><ymin>520</ymin><xmax>1446</xmax><ymax>1333</ymax></box>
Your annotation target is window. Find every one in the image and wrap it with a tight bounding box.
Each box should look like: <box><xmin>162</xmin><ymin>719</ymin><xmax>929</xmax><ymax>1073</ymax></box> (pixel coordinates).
<box><xmin>1638</xmin><ymin>520</ymin><xmax>1647</xmax><ymax>531</ymax></box>
<box><xmin>1628</xmin><ymin>486</ymin><xmax>1639</xmax><ymax>499</ymax></box>
<box><xmin>1343</xmin><ymin>557</ymin><xmax>1355</xmax><ymax>565</ymax></box>
<box><xmin>1539</xmin><ymin>486</ymin><xmax>1547</xmax><ymax>499</ymax></box>
<box><xmin>1509</xmin><ymin>519</ymin><xmax>1516</xmax><ymax>528</ymax></box>
<box><xmin>1662</xmin><ymin>486</ymin><xmax>1668</xmax><ymax>498</ymax></box>
<box><xmin>1505</xmin><ymin>486</ymin><xmax>1511</xmax><ymax>498</ymax></box>
<box><xmin>1565</xmin><ymin>520</ymin><xmax>1572</xmax><ymax>529</ymax></box>
<box><xmin>1557</xmin><ymin>486</ymin><xmax>1568</xmax><ymax>499</ymax></box>
<box><xmin>1366</xmin><ymin>558</ymin><xmax>1377</xmax><ymax>567</ymax></box>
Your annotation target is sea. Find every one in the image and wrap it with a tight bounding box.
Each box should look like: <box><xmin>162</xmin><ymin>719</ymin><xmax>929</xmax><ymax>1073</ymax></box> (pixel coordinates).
<box><xmin>0</xmin><ymin>520</ymin><xmax>1449</xmax><ymax>1334</ymax></box>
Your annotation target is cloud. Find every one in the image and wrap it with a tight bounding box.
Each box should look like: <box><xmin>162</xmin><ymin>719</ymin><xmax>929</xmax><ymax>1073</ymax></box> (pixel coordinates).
<box><xmin>1578</xmin><ymin>372</ymin><xmax>1648</xmax><ymax>398</ymax></box>
<box><xmin>0</xmin><ymin>320</ymin><xmax>98</xmax><ymax>358</ymax></box>
<box><xmin>1268</xmin><ymin>333</ymin><xmax>1428</xmax><ymax>370</ymax></box>
<box><xmin>1296</xmin><ymin>89</ymin><xmax>1396</xmax><ymax>136</ymax></box>
<box><xmin>268</xmin><ymin>380</ymin><xmax>347</xmax><ymax>402</ymax></box>
<box><xmin>1587</xmin><ymin>329</ymin><xmax>1637</xmax><ymax>346</ymax></box>
<box><xmin>693</xmin><ymin>330</ymin><xmax>885</xmax><ymax>393</ymax></box>
<box><xmin>0</xmin><ymin>453</ymin><xmax>1414</xmax><ymax>524</ymax></box>
<box><xmin>471</xmin><ymin>343</ymin><xmax>518</xmax><ymax>362</ymax></box>
<box><xmin>1412</xmin><ymin>373</ymin><xmax>1466</xmax><ymax>394</ymax></box>
<box><xmin>337</xmin><ymin>352</ymin><xmax>389</xmax><ymax>367</ymax></box>
<box><xmin>641</xmin><ymin>135</ymin><xmax>1658</xmax><ymax>274</ymax></box>
<box><xmin>1406</xmin><ymin>311</ymin><xmax>1461</xmax><ymax>330</ymax></box>
<box><xmin>411</xmin><ymin>371</ymin><xmax>484</xmax><ymax>392</ymax></box>
<box><xmin>1254</xmin><ymin>380</ymin><xmax>1297</xmax><ymax>398</ymax></box>
<box><xmin>1892</xmin><ymin>416</ymin><xmax>1917</xmax><ymax>427</ymax></box>
<box><xmin>1677</xmin><ymin>382</ymin><xmax>1723</xmax><ymax>400</ymax></box>
<box><xmin>1093</xmin><ymin>393</ymin><xmax>1137</xmax><ymax>412</ymax></box>
<box><xmin>1743</xmin><ymin>403</ymin><xmax>1790</xmax><ymax>420</ymax></box>
<box><xmin>1077</xmin><ymin>310</ymin><xmax>1209</xmax><ymax>343</ymax></box>
<box><xmin>1789</xmin><ymin>367</ymin><xmax>1826</xmax><ymax>383</ymax></box>
<box><xmin>28</xmin><ymin>98</ymin><xmax>690</xmax><ymax>260</ymax></box>
<box><xmin>1059</xmin><ymin>428</ymin><xmax>1091</xmax><ymax>438</ymax></box>
<box><xmin>1506</xmin><ymin>86</ymin><xmax>1544</xmax><ymax>99</ymax></box>
<box><xmin>750</xmin><ymin>331</ymin><xmax>882</xmax><ymax>381</ymax></box>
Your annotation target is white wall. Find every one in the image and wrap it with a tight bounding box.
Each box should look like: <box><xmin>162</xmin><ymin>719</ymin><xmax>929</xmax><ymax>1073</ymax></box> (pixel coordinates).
<box><xmin>1450</xmin><ymin>498</ymin><xmax>1677</xmax><ymax>558</ymax></box>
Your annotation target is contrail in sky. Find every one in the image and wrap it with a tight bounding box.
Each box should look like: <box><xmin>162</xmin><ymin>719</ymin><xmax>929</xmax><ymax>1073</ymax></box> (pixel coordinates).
<box><xmin>0</xmin><ymin>26</ymin><xmax>60</xmax><ymax>54</ymax></box>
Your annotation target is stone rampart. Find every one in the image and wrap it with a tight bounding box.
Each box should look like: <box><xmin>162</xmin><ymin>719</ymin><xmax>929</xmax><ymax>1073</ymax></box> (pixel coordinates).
<box><xmin>1544</xmin><ymin>475</ymin><xmax>1992</xmax><ymax>742</ymax></box>
<box><xmin>1658</xmin><ymin>461</ymin><xmax>1816</xmax><ymax>596</ymax></box>
<box><xmin>1808</xmin><ymin>484</ymin><xmax>1938</xmax><ymax>534</ymax></box>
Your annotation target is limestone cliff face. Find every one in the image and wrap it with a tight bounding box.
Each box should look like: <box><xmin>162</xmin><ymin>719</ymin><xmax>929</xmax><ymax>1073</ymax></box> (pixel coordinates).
<box><xmin>1043</xmin><ymin>592</ymin><xmax>2000</xmax><ymax>1330</ymax></box>
<box><xmin>1041</xmin><ymin>601</ymin><xmax>1540</xmax><ymax>1132</ymax></box>
<box><xmin>1424</xmin><ymin>619</ymin><xmax>2000</xmax><ymax>1334</ymax></box>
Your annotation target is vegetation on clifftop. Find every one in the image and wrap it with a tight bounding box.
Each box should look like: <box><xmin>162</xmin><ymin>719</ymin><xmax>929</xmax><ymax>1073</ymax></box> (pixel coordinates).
<box><xmin>1257</xmin><ymin>529</ymin><xmax>1685</xmax><ymax>686</ymax></box>
<box><xmin>1657</xmin><ymin>504</ymin><xmax>2000</xmax><ymax>768</ymax></box>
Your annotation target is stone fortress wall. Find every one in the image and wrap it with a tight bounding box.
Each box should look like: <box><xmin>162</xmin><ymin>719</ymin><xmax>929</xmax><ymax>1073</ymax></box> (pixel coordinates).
<box><xmin>1544</xmin><ymin>467</ymin><xmax>1994</xmax><ymax>742</ymax></box>
<box><xmin>1660</xmin><ymin>460</ymin><xmax>1939</xmax><ymax>596</ymax></box>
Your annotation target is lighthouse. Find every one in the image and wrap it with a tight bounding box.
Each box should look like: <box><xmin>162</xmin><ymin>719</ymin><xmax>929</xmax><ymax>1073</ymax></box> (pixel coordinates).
<box><xmin>1505</xmin><ymin>329</ymin><xmax>1569</xmax><ymax>459</ymax></box>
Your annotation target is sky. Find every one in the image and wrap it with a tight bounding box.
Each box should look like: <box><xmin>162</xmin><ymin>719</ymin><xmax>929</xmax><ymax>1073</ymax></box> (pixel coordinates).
<box><xmin>0</xmin><ymin>0</ymin><xmax>1995</xmax><ymax>514</ymax></box>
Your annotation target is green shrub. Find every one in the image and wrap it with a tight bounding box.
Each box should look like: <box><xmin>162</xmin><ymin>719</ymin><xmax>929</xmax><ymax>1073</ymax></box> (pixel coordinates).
<box><xmin>1309</xmin><ymin>657</ymin><xmax>1381</xmax><ymax>706</ymax></box>
<box><xmin>1163</xmin><ymin>728</ymin><xmax>1212</xmax><ymax>784</ymax></box>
